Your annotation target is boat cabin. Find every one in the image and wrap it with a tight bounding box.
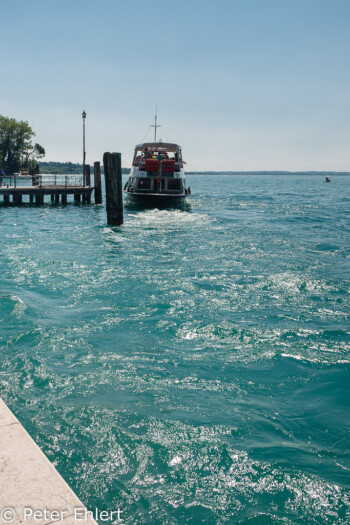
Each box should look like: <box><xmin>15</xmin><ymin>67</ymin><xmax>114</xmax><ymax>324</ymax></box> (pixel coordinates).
<box><xmin>126</xmin><ymin>142</ymin><xmax>187</xmax><ymax>195</ymax></box>
<box><xmin>132</xmin><ymin>143</ymin><xmax>183</xmax><ymax>171</ymax></box>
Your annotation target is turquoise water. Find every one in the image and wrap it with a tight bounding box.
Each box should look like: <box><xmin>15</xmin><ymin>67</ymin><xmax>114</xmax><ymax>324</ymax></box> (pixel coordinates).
<box><xmin>0</xmin><ymin>175</ymin><xmax>349</xmax><ymax>524</ymax></box>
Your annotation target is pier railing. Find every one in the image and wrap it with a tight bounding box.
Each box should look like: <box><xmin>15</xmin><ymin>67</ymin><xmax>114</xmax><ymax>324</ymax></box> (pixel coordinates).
<box><xmin>2</xmin><ymin>174</ymin><xmax>85</xmax><ymax>188</ymax></box>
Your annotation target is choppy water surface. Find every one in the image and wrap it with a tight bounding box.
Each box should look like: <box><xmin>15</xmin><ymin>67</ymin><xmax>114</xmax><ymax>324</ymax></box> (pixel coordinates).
<box><xmin>1</xmin><ymin>175</ymin><xmax>349</xmax><ymax>524</ymax></box>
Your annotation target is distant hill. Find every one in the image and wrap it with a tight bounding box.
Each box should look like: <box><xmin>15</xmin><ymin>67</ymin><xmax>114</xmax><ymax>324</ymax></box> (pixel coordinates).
<box><xmin>40</xmin><ymin>162</ymin><xmax>82</xmax><ymax>174</ymax></box>
<box><xmin>40</xmin><ymin>161</ymin><xmax>130</xmax><ymax>174</ymax></box>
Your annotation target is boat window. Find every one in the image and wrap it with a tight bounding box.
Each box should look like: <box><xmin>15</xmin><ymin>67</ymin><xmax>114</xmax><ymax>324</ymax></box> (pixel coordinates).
<box><xmin>132</xmin><ymin>151</ymin><xmax>139</xmax><ymax>166</ymax></box>
<box><xmin>138</xmin><ymin>178</ymin><xmax>151</xmax><ymax>189</ymax></box>
<box><xmin>167</xmin><ymin>179</ymin><xmax>181</xmax><ymax>190</ymax></box>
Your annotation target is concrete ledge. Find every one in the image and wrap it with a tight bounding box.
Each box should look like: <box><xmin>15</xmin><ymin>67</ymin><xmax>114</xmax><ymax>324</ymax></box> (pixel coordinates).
<box><xmin>0</xmin><ymin>399</ymin><xmax>97</xmax><ymax>524</ymax></box>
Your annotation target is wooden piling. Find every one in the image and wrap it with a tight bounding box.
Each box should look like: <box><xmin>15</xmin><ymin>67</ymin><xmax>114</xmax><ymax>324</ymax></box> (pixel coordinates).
<box><xmin>94</xmin><ymin>161</ymin><xmax>102</xmax><ymax>204</ymax></box>
<box><xmin>84</xmin><ymin>165</ymin><xmax>91</xmax><ymax>186</ymax></box>
<box><xmin>51</xmin><ymin>194</ymin><xmax>54</xmax><ymax>202</ymax></box>
<box><xmin>30</xmin><ymin>194</ymin><xmax>34</xmax><ymax>203</ymax></box>
<box><xmin>103</xmin><ymin>152</ymin><xmax>123</xmax><ymax>226</ymax></box>
<box><xmin>13</xmin><ymin>193</ymin><xmax>22</xmax><ymax>205</ymax></box>
<box><xmin>4</xmin><ymin>194</ymin><xmax>9</xmax><ymax>205</ymax></box>
<box><xmin>55</xmin><ymin>194</ymin><xmax>59</xmax><ymax>204</ymax></box>
<box><xmin>74</xmin><ymin>194</ymin><xmax>80</xmax><ymax>203</ymax></box>
<box><xmin>62</xmin><ymin>194</ymin><xmax>67</xmax><ymax>204</ymax></box>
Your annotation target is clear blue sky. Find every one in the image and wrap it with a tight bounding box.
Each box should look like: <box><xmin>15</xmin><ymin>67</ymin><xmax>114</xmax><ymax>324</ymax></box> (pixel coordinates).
<box><xmin>1</xmin><ymin>0</ymin><xmax>350</xmax><ymax>171</ymax></box>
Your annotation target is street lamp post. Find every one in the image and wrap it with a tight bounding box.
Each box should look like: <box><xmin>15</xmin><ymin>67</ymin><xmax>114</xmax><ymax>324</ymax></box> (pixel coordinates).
<box><xmin>0</xmin><ymin>133</ymin><xmax>3</xmax><ymax>163</ymax></box>
<box><xmin>82</xmin><ymin>110</ymin><xmax>86</xmax><ymax>185</ymax></box>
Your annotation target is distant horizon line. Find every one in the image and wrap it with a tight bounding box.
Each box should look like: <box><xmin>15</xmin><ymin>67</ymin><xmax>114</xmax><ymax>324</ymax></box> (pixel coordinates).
<box><xmin>40</xmin><ymin>162</ymin><xmax>350</xmax><ymax>175</ymax></box>
<box><xmin>186</xmin><ymin>170</ymin><xmax>350</xmax><ymax>175</ymax></box>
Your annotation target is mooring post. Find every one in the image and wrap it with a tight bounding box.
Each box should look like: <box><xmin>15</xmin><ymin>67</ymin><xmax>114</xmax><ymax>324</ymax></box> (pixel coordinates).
<box><xmin>13</xmin><ymin>193</ymin><xmax>22</xmax><ymax>205</ymax></box>
<box><xmin>94</xmin><ymin>161</ymin><xmax>102</xmax><ymax>204</ymax></box>
<box><xmin>84</xmin><ymin>164</ymin><xmax>91</xmax><ymax>187</ymax></box>
<box><xmin>103</xmin><ymin>152</ymin><xmax>123</xmax><ymax>226</ymax></box>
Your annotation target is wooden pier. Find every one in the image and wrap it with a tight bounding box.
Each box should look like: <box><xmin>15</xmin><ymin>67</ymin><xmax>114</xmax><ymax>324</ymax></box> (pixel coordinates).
<box><xmin>0</xmin><ymin>160</ymin><xmax>124</xmax><ymax>228</ymax></box>
<box><xmin>0</xmin><ymin>185</ymin><xmax>94</xmax><ymax>205</ymax></box>
<box><xmin>0</xmin><ymin>174</ymin><xmax>97</xmax><ymax>205</ymax></box>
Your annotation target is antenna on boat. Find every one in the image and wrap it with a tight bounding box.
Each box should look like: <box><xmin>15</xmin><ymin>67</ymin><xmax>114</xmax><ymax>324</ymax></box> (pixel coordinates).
<box><xmin>150</xmin><ymin>105</ymin><xmax>161</xmax><ymax>142</ymax></box>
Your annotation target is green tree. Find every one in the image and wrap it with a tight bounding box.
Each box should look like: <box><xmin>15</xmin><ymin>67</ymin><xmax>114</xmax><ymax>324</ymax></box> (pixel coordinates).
<box><xmin>0</xmin><ymin>115</ymin><xmax>45</xmax><ymax>174</ymax></box>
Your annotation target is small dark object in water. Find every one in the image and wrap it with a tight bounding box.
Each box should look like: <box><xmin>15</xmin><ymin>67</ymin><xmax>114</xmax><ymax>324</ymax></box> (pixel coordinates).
<box><xmin>325</xmin><ymin>177</ymin><xmax>331</xmax><ymax>182</ymax></box>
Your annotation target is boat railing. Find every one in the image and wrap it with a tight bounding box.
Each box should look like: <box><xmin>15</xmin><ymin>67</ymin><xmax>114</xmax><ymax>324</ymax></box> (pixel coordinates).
<box><xmin>138</xmin><ymin>158</ymin><xmax>179</xmax><ymax>173</ymax></box>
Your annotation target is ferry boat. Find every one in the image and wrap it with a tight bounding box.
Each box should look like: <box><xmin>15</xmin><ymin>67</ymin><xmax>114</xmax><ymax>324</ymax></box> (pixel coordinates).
<box><xmin>124</xmin><ymin>114</ymin><xmax>190</xmax><ymax>206</ymax></box>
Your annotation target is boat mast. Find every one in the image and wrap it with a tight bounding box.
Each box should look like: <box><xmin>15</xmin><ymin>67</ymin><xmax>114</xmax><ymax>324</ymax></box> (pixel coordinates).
<box><xmin>151</xmin><ymin>106</ymin><xmax>161</xmax><ymax>142</ymax></box>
